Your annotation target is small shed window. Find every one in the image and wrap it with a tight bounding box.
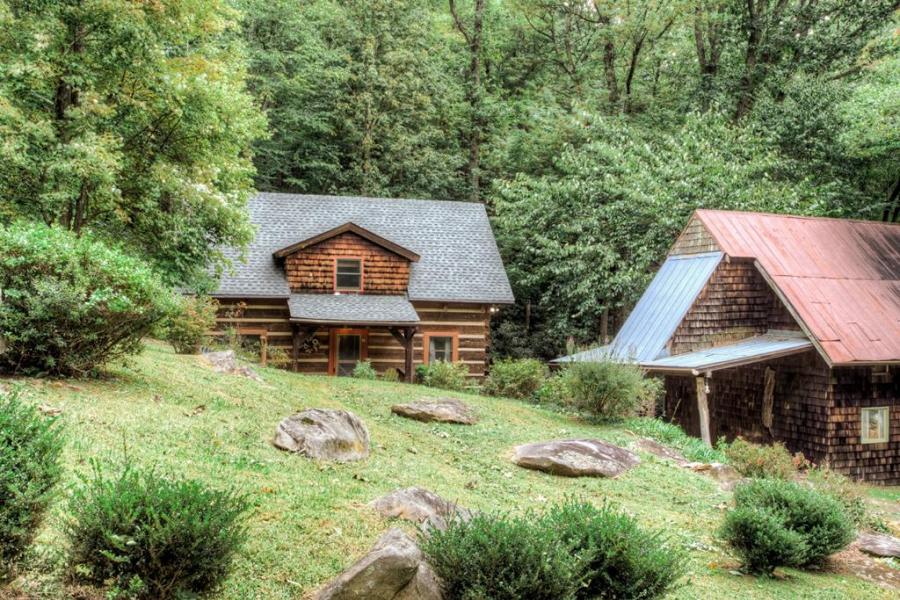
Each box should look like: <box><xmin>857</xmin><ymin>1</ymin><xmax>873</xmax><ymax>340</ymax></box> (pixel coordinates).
<box><xmin>423</xmin><ymin>332</ymin><xmax>458</xmax><ymax>364</ymax></box>
<box><xmin>335</xmin><ymin>259</ymin><xmax>362</xmax><ymax>291</ymax></box>
<box><xmin>861</xmin><ymin>407</ymin><xmax>889</xmax><ymax>444</ymax></box>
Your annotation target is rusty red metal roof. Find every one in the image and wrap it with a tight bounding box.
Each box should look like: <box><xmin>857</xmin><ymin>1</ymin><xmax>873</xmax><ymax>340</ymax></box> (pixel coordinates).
<box><xmin>694</xmin><ymin>210</ymin><xmax>900</xmax><ymax>365</ymax></box>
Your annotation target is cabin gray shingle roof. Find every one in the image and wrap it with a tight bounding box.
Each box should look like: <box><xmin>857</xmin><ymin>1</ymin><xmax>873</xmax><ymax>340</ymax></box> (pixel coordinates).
<box><xmin>212</xmin><ymin>193</ymin><xmax>515</xmax><ymax>304</ymax></box>
<box><xmin>288</xmin><ymin>294</ymin><xmax>420</xmax><ymax>325</ymax></box>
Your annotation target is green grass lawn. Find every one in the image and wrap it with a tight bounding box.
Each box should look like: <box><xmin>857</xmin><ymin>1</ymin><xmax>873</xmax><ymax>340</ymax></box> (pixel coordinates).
<box><xmin>6</xmin><ymin>341</ymin><xmax>897</xmax><ymax>599</ymax></box>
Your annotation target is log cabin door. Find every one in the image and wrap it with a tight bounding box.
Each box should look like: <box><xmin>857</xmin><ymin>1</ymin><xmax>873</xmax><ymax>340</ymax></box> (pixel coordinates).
<box><xmin>329</xmin><ymin>329</ymin><xmax>368</xmax><ymax>376</ymax></box>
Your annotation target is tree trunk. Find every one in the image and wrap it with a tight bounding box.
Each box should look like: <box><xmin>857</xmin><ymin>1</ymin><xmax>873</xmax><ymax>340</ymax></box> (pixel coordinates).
<box><xmin>603</xmin><ymin>39</ymin><xmax>619</xmax><ymax>110</ymax></box>
<box><xmin>450</xmin><ymin>0</ymin><xmax>486</xmax><ymax>203</ymax></box>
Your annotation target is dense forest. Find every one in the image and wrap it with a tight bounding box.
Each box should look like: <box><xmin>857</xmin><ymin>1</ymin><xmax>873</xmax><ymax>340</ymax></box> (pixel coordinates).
<box><xmin>1</xmin><ymin>0</ymin><xmax>897</xmax><ymax>359</ymax></box>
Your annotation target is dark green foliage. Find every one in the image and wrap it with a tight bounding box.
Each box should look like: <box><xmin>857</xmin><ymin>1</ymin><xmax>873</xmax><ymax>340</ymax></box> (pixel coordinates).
<box><xmin>420</xmin><ymin>511</ymin><xmax>581</xmax><ymax>600</ymax></box>
<box><xmin>0</xmin><ymin>223</ymin><xmax>177</xmax><ymax>376</ymax></box>
<box><xmin>421</xmin><ymin>500</ymin><xmax>683</xmax><ymax>600</ymax></box>
<box><xmin>420</xmin><ymin>361</ymin><xmax>470</xmax><ymax>391</ymax></box>
<box><xmin>720</xmin><ymin>479</ymin><xmax>854</xmax><ymax>574</ymax></box>
<box><xmin>483</xmin><ymin>358</ymin><xmax>546</xmax><ymax>399</ymax></box>
<box><xmin>65</xmin><ymin>464</ymin><xmax>250</xmax><ymax>599</ymax></box>
<box><xmin>719</xmin><ymin>438</ymin><xmax>799</xmax><ymax>480</ymax></box>
<box><xmin>351</xmin><ymin>360</ymin><xmax>377</xmax><ymax>380</ymax></box>
<box><xmin>161</xmin><ymin>296</ymin><xmax>219</xmax><ymax>354</ymax></box>
<box><xmin>0</xmin><ymin>389</ymin><xmax>64</xmax><ymax>574</ymax></box>
<box><xmin>564</xmin><ymin>360</ymin><xmax>661</xmax><ymax>421</ymax></box>
<box><xmin>545</xmin><ymin>500</ymin><xmax>685</xmax><ymax>600</ymax></box>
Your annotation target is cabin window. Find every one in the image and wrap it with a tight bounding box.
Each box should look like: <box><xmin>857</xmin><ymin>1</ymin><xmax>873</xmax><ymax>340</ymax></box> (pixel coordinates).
<box><xmin>335</xmin><ymin>259</ymin><xmax>362</xmax><ymax>291</ymax></box>
<box><xmin>423</xmin><ymin>332</ymin><xmax>458</xmax><ymax>364</ymax></box>
<box><xmin>861</xmin><ymin>407</ymin><xmax>889</xmax><ymax>444</ymax></box>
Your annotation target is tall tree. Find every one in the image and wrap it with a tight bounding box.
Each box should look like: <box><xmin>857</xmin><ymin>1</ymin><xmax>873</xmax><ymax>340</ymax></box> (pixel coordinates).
<box><xmin>450</xmin><ymin>0</ymin><xmax>487</xmax><ymax>201</ymax></box>
<box><xmin>0</xmin><ymin>0</ymin><xmax>265</xmax><ymax>286</ymax></box>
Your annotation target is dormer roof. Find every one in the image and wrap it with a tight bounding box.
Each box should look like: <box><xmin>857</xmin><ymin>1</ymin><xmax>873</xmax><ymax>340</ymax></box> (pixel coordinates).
<box><xmin>272</xmin><ymin>222</ymin><xmax>420</xmax><ymax>262</ymax></box>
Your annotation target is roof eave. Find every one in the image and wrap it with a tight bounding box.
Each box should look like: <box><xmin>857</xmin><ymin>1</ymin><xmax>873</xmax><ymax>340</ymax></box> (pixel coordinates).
<box><xmin>289</xmin><ymin>317</ymin><xmax>420</xmax><ymax>327</ymax></box>
<box><xmin>641</xmin><ymin>343</ymin><xmax>815</xmax><ymax>376</ymax></box>
<box><xmin>272</xmin><ymin>221</ymin><xmax>421</xmax><ymax>261</ymax></box>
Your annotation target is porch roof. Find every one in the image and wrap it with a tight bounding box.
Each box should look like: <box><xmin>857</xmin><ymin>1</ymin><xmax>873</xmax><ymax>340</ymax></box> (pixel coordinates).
<box><xmin>640</xmin><ymin>330</ymin><xmax>814</xmax><ymax>375</ymax></box>
<box><xmin>287</xmin><ymin>293</ymin><xmax>420</xmax><ymax>327</ymax></box>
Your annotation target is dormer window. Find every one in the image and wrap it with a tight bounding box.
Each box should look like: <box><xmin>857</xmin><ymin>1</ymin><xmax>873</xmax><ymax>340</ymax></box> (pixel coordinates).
<box><xmin>335</xmin><ymin>258</ymin><xmax>362</xmax><ymax>292</ymax></box>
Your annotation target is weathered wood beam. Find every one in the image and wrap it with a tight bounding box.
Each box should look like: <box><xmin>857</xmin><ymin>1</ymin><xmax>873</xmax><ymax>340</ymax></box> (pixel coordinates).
<box><xmin>695</xmin><ymin>375</ymin><xmax>712</xmax><ymax>446</ymax></box>
<box><xmin>389</xmin><ymin>326</ymin><xmax>417</xmax><ymax>383</ymax></box>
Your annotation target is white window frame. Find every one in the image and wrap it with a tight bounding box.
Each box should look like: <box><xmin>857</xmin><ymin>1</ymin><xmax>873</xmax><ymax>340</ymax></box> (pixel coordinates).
<box><xmin>861</xmin><ymin>406</ymin><xmax>889</xmax><ymax>444</ymax></box>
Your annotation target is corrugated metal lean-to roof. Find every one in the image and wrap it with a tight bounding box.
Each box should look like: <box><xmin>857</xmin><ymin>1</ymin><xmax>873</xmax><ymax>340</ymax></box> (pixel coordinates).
<box><xmin>554</xmin><ymin>251</ymin><xmax>723</xmax><ymax>364</ymax></box>
<box><xmin>641</xmin><ymin>330</ymin><xmax>814</xmax><ymax>375</ymax></box>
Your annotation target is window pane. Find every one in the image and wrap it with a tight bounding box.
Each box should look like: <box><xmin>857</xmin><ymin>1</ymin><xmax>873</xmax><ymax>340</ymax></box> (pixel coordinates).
<box><xmin>336</xmin><ymin>259</ymin><xmax>361</xmax><ymax>289</ymax></box>
<box><xmin>429</xmin><ymin>337</ymin><xmax>453</xmax><ymax>362</ymax></box>
<box><xmin>861</xmin><ymin>407</ymin><xmax>889</xmax><ymax>443</ymax></box>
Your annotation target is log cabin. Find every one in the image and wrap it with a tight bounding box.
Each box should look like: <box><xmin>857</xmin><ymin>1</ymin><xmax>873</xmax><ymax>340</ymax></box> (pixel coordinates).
<box><xmin>210</xmin><ymin>193</ymin><xmax>514</xmax><ymax>381</ymax></box>
<box><xmin>556</xmin><ymin>210</ymin><xmax>900</xmax><ymax>484</ymax></box>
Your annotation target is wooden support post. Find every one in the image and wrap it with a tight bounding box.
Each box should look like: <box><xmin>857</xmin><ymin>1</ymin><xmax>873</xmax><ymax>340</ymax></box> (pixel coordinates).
<box><xmin>389</xmin><ymin>326</ymin><xmax>418</xmax><ymax>383</ymax></box>
<box><xmin>695</xmin><ymin>375</ymin><xmax>711</xmax><ymax>446</ymax></box>
<box><xmin>260</xmin><ymin>333</ymin><xmax>268</xmax><ymax>367</ymax></box>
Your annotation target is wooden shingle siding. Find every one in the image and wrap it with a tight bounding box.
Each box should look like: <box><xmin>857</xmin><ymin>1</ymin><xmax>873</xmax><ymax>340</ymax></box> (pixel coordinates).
<box><xmin>827</xmin><ymin>366</ymin><xmax>900</xmax><ymax>484</ymax></box>
<box><xmin>665</xmin><ymin>351</ymin><xmax>833</xmax><ymax>464</ymax></box>
<box><xmin>668</xmin><ymin>259</ymin><xmax>800</xmax><ymax>355</ymax></box>
<box><xmin>285</xmin><ymin>232</ymin><xmax>410</xmax><ymax>295</ymax></box>
<box><xmin>669</xmin><ymin>216</ymin><xmax>720</xmax><ymax>255</ymax></box>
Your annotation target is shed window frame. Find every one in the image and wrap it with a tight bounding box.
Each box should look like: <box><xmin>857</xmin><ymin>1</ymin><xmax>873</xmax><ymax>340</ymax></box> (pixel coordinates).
<box><xmin>860</xmin><ymin>406</ymin><xmax>889</xmax><ymax>444</ymax></box>
<box><xmin>334</xmin><ymin>257</ymin><xmax>363</xmax><ymax>292</ymax></box>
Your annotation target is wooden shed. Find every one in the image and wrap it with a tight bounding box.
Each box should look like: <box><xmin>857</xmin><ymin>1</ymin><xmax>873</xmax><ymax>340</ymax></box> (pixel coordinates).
<box><xmin>557</xmin><ymin>210</ymin><xmax>900</xmax><ymax>484</ymax></box>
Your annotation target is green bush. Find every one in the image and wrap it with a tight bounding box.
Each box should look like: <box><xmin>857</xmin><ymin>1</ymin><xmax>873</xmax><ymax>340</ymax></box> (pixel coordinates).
<box><xmin>0</xmin><ymin>389</ymin><xmax>64</xmax><ymax>573</ymax></box>
<box><xmin>420</xmin><ymin>511</ymin><xmax>581</xmax><ymax>600</ymax></box>
<box><xmin>483</xmin><ymin>358</ymin><xmax>546</xmax><ymax>399</ymax></box>
<box><xmin>421</xmin><ymin>500</ymin><xmax>683</xmax><ymax>600</ymax></box>
<box><xmin>545</xmin><ymin>500</ymin><xmax>685</xmax><ymax>599</ymax></box>
<box><xmin>381</xmin><ymin>368</ymin><xmax>401</xmax><ymax>383</ymax></box>
<box><xmin>719</xmin><ymin>438</ymin><xmax>799</xmax><ymax>480</ymax></box>
<box><xmin>806</xmin><ymin>466</ymin><xmax>884</xmax><ymax>530</ymax></box>
<box><xmin>720</xmin><ymin>479</ymin><xmax>854</xmax><ymax>574</ymax></box>
<box><xmin>623</xmin><ymin>418</ymin><xmax>727</xmax><ymax>463</ymax></box>
<box><xmin>564</xmin><ymin>360</ymin><xmax>661</xmax><ymax>421</ymax></box>
<box><xmin>351</xmin><ymin>360</ymin><xmax>377</xmax><ymax>380</ymax></box>
<box><xmin>0</xmin><ymin>223</ymin><xmax>177</xmax><ymax>376</ymax></box>
<box><xmin>420</xmin><ymin>361</ymin><xmax>469</xmax><ymax>391</ymax></box>
<box><xmin>161</xmin><ymin>295</ymin><xmax>218</xmax><ymax>354</ymax></box>
<box><xmin>535</xmin><ymin>373</ymin><xmax>571</xmax><ymax>406</ymax></box>
<box><xmin>65</xmin><ymin>464</ymin><xmax>250</xmax><ymax>599</ymax></box>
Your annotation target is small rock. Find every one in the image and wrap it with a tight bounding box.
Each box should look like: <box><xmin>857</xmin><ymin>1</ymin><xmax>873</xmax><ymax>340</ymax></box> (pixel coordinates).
<box><xmin>370</xmin><ymin>487</ymin><xmax>471</xmax><ymax>531</ymax></box>
<box><xmin>633</xmin><ymin>438</ymin><xmax>689</xmax><ymax>466</ymax></box>
<box><xmin>315</xmin><ymin>528</ymin><xmax>442</xmax><ymax>600</ymax></box>
<box><xmin>202</xmin><ymin>349</ymin><xmax>262</xmax><ymax>381</ymax></box>
<box><xmin>38</xmin><ymin>404</ymin><xmax>63</xmax><ymax>417</ymax></box>
<box><xmin>512</xmin><ymin>439</ymin><xmax>640</xmax><ymax>478</ymax></box>
<box><xmin>685</xmin><ymin>462</ymin><xmax>744</xmax><ymax>491</ymax></box>
<box><xmin>273</xmin><ymin>409</ymin><xmax>370</xmax><ymax>462</ymax></box>
<box><xmin>857</xmin><ymin>532</ymin><xmax>900</xmax><ymax>558</ymax></box>
<box><xmin>391</xmin><ymin>398</ymin><xmax>477</xmax><ymax>425</ymax></box>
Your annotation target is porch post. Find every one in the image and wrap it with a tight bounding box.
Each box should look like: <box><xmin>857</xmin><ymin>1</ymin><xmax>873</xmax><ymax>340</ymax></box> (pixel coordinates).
<box><xmin>403</xmin><ymin>328</ymin><xmax>415</xmax><ymax>383</ymax></box>
<box><xmin>292</xmin><ymin>324</ymin><xmax>300</xmax><ymax>373</ymax></box>
<box><xmin>695</xmin><ymin>375</ymin><xmax>712</xmax><ymax>446</ymax></box>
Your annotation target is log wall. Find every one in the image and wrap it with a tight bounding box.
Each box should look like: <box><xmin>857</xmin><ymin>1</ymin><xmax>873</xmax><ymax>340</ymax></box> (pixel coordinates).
<box><xmin>284</xmin><ymin>232</ymin><xmax>410</xmax><ymax>295</ymax></box>
<box><xmin>210</xmin><ymin>298</ymin><xmax>491</xmax><ymax>379</ymax></box>
<box><xmin>668</xmin><ymin>259</ymin><xmax>800</xmax><ymax>355</ymax></box>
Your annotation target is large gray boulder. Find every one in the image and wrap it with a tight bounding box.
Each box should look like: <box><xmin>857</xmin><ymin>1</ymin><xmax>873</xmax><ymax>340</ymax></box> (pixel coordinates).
<box><xmin>633</xmin><ymin>438</ymin><xmax>689</xmax><ymax>467</ymax></box>
<box><xmin>857</xmin><ymin>532</ymin><xmax>900</xmax><ymax>558</ymax></box>
<box><xmin>391</xmin><ymin>398</ymin><xmax>477</xmax><ymax>425</ymax></box>
<box><xmin>512</xmin><ymin>439</ymin><xmax>640</xmax><ymax>478</ymax></box>
<box><xmin>315</xmin><ymin>528</ymin><xmax>442</xmax><ymax>600</ymax></box>
<box><xmin>370</xmin><ymin>487</ymin><xmax>471</xmax><ymax>531</ymax></box>
<box><xmin>273</xmin><ymin>409</ymin><xmax>369</xmax><ymax>462</ymax></box>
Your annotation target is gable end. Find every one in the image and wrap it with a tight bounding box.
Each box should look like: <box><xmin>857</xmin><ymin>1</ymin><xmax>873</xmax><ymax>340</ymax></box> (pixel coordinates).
<box><xmin>670</xmin><ymin>215</ymin><xmax>721</xmax><ymax>256</ymax></box>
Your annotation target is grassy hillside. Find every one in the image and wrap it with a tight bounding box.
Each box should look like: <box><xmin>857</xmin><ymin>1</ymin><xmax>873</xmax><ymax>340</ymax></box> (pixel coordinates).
<box><xmin>5</xmin><ymin>342</ymin><xmax>897</xmax><ymax>599</ymax></box>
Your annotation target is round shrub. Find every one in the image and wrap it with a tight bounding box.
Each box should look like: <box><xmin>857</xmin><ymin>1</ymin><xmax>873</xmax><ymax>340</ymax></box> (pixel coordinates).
<box><xmin>545</xmin><ymin>500</ymin><xmax>685</xmax><ymax>600</ymax></box>
<box><xmin>720</xmin><ymin>479</ymin><xmax>854</xmax><ymax>574</ymax></box>
<box><xmin>719</xmin><ymin>438</ymin><xmax>799</xmax><ymax>480</ymax></box>
<box><xmin>420</xmin><ymin>361</ymin><xmax>469</xmax><ymax>391</ymax></box>
<box><xmin>0</xmin><ymin>222</ymin><xmax>177</xmax><ymax>376</ymax></box>
<box><xmin>564</xmin><ymin>360</ymin><xmax>661</xmax><ymax>421</ymax></box>
<box><xmin>420</xmin><ymin>511</ymin><xmax>581</xmax><ymax>600</ymax></box>
<box><xmin>483</xmin><ymin>358</ymin><xmax>546</xmax><ymax>399</ymax></box>
<box><xmin>351</xmin><ymin>360</ymin><xmax>377</xmax><ymax>380</ymax></box>
<box><xmin>0</xmin><ymin>389</ymin><xmax>64</xmax><ymax>573</ymax></box>
<box><xmin>65</xmin><ymin>464</ymin><xmax>250</xmax><ymax>599</ymax></box>
<box><xmin>534</xmin><ymin>373</ymin><xmax>571</xmax><ymax>406</ymax></box>
<box><xmin>161</xmin><ymin>295</ymin><xmax>218</xmax><ymax>354</ymax></box>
